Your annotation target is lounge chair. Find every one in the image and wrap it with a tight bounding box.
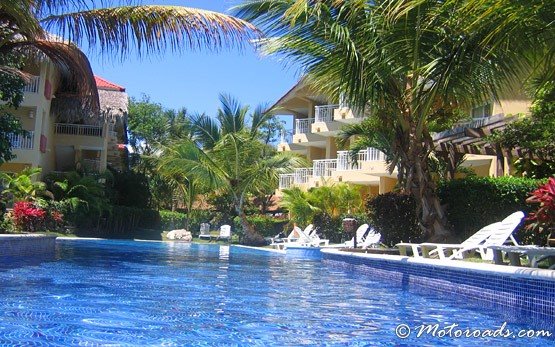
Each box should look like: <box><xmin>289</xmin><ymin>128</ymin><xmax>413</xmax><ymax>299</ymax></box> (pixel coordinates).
<box><xmin>199</xmin><ymin>223</ymin><xmax>212</xmax><ymax>240</ymax></box>
<box><xmin>397</xmin><ymin>211</ymin><xmax>524</xmax><ymax>260</ymax></box>
<box><xmin>488</xmin><ymin>245</ymin><xmax>555</xmax><ymax>269</ymax></box>
<box><xmin>344</xmin><ymin>224</ymin><xmax>369</xmax><ymax>248</ymax></box>
<box><xmin>271</xmin><ymin>225</ymin><xmax>312</xmax><ymax>249</ymax></box>
<box><xmin>361</xmin><ymin>229</ymin><xmax>381</xmax><ymax>249</ymax></box>
<box><xmin>216</xmin><ymin>224</ymin><xmax>232</xmax><ymax>242</ymax></box>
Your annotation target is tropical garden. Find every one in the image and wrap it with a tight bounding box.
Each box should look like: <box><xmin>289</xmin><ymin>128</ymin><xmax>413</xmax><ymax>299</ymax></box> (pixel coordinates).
<box><xmin>1</xmin><ymin>1</ymin><xmax>554</xmax><ymax>247</ymax></box>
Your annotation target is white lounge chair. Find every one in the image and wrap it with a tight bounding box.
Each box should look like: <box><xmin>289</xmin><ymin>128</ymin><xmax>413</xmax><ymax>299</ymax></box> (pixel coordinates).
<box><xmin>271</xmin><ymin>225</ymin><xmax>312</xmax><ymax>249</ymax></box>
<box><xmin>361</xmin><ymin>229</ymin><xmax>381</xmax><ymax>248</ymax></box>
<box><xmin>216</xmin><ymin>224</ymin><xmax>232</xmax><ymax>242</ymax></box>
<box><xmin>344</xmin><ymin>224</ymin><xmax>369</xmax><ymax>248</ymax></box>
<box><xmin>489</xmin><ymin>245</ymin><xmax>555</xmax><ymax>269</ymax></box>
<box><xmin>397</xmin><ymin>211</ymin><xmax>524</xmax><ymax>260</ymax></box>
<box><xmin>199</xmin><ymin>223</ymin><xmax>212</xmax><ymax>240</ymax></box>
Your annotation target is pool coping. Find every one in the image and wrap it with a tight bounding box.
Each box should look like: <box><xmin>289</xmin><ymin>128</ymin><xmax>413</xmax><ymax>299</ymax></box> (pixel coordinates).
<box><xmin>321</xmin><ymin>248</ymin><xmax>555</xmax><ymax>281</ymax></box>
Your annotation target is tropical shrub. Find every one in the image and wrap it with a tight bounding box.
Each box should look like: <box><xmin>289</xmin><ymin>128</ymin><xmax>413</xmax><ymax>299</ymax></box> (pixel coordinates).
<box><xmin>437</xmin><ymin>176</ymin><xmax>543</xmax><ymax>244</ymax></box>
<box><xmin>366</xmin><ymin>193</ymin><xmax>423</xmax><ymax>247</ymax></box>
<box><xmin>525</xmin><ymin>177</ymin><xmax>555</xmax><ymax>243</ymax></box>
<box><xmin>160</xmin><ymin>210</ymin><xmax>187</xmax><ymax>230</ymax></box>
<box><xmin>11</xmin><ymin>201</ymin><xmax>63</xmax><ymax>232</ymax></box>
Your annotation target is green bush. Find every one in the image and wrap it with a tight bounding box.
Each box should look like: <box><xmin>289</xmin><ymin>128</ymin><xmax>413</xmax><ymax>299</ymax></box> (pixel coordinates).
<box><xmin>366</xmin><ymin>192</ymin><xmax>423</xmax><ymax>247</ymax></box>
<box><xmin>437</xmin><ymin>176</ymin><xmax>543</xmax><ymax>244</ymax></box>
<box><xmin>160</xmin><ymin>210</ymin><xmax>187</xmax><ymax>230</ymax></box>
<box><xmin>233</xmin><ymin>215</ymin><xmax>289</xmax><ymax>238</ymax></box>
<box><xmin>311</xmin><ymin>212</ymin><xmax>369</xmax><ymax>243</ymax></box>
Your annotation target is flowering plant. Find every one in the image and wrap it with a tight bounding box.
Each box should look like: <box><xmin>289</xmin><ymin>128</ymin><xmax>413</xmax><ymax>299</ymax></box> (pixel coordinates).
<box><xmin>526</xmin><ymin>177</ymin><xmax>555</xmax><ymax>236</ymax></box>
<box><xmin>12</xmin><ymin>201</ymin><xmax>46</xmax><ymax>232</ymax></box>
<box><xmin>12</xmin><ymin>201</ymin><xmax>64</xmax><ymax>232</ymax></box>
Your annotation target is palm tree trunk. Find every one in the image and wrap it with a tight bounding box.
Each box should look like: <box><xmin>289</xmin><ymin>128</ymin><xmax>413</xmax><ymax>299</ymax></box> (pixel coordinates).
<box><xmin>234</xmin><ymin>196</ymin><xmax>265</xmax><ymax>246</ymax></box>
<box><xmin>402</xmin><ymin>131</ymin><xmax>452</xmax><ymax>241</ymax></box>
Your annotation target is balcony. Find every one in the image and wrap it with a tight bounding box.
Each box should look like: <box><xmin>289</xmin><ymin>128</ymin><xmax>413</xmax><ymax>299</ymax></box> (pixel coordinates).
<box><xmin>279</xmin><ymin>174</ymin><xmax>295</xmax><ymax>189</ymax></box>
<box><xmin>23</xmin><ymin>76</ymin><xmax>40</xmax><ymax>93</ymax></box>
<box><xmin>278</xmin><ymin>147</ymin><xmax>385</xmax><ymax>189</ymax></box>
<box><xmin>315</xmin><ymin>104</ymin><xmax>338</xmax><ymax>123</ymax></box>
<box><xmin>295</xmin><ymin>118</ymin><xmax>315</xmax><ymax>135</ymax></box>
<box><xmin>313</xmin><ymin>159</ymin><xmax>337</xmax><ymax>178</ymax></box>
<box><xmin>55</xmin><ymin>123</ymin><xmax>103</xmax><ymax>137</ymax></box>
<box><xmin>8</xmin><ymin>132</ymin><xmax>34</xmax><ymax>150</ymax></box>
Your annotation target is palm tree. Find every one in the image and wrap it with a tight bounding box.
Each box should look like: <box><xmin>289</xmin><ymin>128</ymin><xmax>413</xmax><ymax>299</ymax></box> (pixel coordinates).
<box><xmin>158</xmin><ymin>132</ymin><xmax>304</xmax><ymax>245</ymax></box>
<box><xmin>235</xmin><ymin>0</ymin><xmax>535</xmax><ymax>240</ymax></box>
<box><xmin>1</xmin><ymin>1</ymin><xmax>259</xmax><ymax>113</ymax></box>
<box><xmin>190</xmin><ymin>93</ymin><xmax>275</xmax><ymax>149</ymax></box>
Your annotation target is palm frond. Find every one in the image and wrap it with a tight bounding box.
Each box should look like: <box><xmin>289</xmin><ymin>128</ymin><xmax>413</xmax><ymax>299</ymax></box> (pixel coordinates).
<box><xmin>41</xmin><ymin>5</ymin><xmax>261</xmax><ymax>58</ymax></box>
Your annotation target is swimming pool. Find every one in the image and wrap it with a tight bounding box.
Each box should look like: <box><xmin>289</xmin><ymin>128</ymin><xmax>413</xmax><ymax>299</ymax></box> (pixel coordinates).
<box><xmin>0</xmin><ymin>240</ymin><xmax>552</xmax><ymax>346</ymax></box>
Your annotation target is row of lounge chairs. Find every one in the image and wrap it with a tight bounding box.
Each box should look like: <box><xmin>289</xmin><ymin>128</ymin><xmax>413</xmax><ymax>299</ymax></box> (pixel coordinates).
<box><xmin>271</xmin><ymin>224</ymin><xmax>329</xmax><ymax>250</ymax></box>
<box><xmin>271</xmin><ymin>223</ymin><xmax>382</xmax><ymax>250</ymax></box>
<box><xmin>397</xmin><ymin>211</ymin><xmax>555</xmax><ymax>269</ymax></box>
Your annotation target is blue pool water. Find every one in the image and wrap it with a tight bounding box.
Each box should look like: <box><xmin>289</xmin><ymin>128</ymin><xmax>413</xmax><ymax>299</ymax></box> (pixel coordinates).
<box><xmin>0</xmin><ymin>240</ymin><xmax>552</xmax><ymax>346</ymax></box>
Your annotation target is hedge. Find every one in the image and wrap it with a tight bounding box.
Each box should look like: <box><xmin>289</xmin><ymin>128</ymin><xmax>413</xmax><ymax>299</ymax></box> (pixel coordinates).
<box><xmin>233</xmin><ymin>215</ymin><xmax>289</xmax><ymax>238</ymax></box>
<box><xmin>437</xmin><ymin>176</ymin><xmax>543</xmax><ymax>244</ymax></box>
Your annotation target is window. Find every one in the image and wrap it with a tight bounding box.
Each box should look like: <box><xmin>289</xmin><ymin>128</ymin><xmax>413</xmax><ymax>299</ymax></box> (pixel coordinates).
<box><xmin>471</xmin><ymin>103</ymin><xmax>492</xmax><ymax>118</ymax></box>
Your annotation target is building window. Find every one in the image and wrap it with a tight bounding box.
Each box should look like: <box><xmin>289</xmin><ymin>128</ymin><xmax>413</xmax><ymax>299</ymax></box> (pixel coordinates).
<box><xmin>471</xmin><ymin>103</ymin><xmax>492</xmax><ymax>118</ymax></box>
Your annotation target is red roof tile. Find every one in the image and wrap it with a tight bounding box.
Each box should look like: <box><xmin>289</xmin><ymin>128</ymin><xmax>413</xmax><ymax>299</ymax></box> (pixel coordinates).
<box><xmin>94</xmin><ymin>75</ymin><xmax>126</xmax><ymax>92</ymax></box>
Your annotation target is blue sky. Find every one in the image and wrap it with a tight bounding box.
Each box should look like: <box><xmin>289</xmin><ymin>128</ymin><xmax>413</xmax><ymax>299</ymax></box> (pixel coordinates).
<box><xmin>88</xmin><ymin>0</ymin><xmax>300</xmax><ymax>118</ymax></box>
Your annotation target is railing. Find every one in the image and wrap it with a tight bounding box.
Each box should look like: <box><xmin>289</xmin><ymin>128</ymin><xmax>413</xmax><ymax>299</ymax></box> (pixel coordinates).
<box><xmin>82</xmin><ymin>159</ymin><xmax>101</xmax><ymax>172</ymax></box>
<box><xmin>23</xmin><ymin>76</ymin><xmax>40</xmax><ymax>93</ymax></box>
<box><xmin>7</xmin><ymin>131</ymin><xmax>34</xmax><ymax>149</ymax></box>
<box><xmin>279</xmin><ymin>174</ymin><xmax>295</xmax><ymax>189</ymax></box>
<box><xmin>337</xmin><ymin>151</ymin><xmax>358</xmax><ymax>171</ymax></box>
<box><xmin>313</xmin><ymin>159</ymin><xmax>337</xmax><ymax>178</ymax></box>
<box><xmin>294</xmin><ymin>168</ymin><xmax>313</xmax><ymax>184</ymax></box>
<box><xmin>55</xmin><ymin>123</ymin><xmax>103</xmax><ymax>137</ymax></box>
<box><xmin>359</xmin><ymin>147</ymin><xmax>385</xmax><ymax>162</ymax></box>
<box><xmin>295</xmin><ymin>118</ymin><xmax>315</xmax><ymax>135</ymax></box>
<box><xmin>315</xmin><ymin>104</ymin><xmax>338</xmax><ymax>123</ymax></box>
<box><xmin>337</xmin><ymin>148</ymin><xmax>385</xmax><ymax>171</ymax></box>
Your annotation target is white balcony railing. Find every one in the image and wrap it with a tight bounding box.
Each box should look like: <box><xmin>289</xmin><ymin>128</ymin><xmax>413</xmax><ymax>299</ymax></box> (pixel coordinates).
<box><xmin>82</xmin><ymin>159</ymin><xmax>101</xmax><ymax>172</ymax></box>
<box><xmin>23</xmin><ymin>76</ymin><xmax>40</xmax><ymax>93</ymax></box>
<box><xmin>279</xmin><ymin>174</ymin><xmax>295</xmax><ymax>189</ymax></box>
<box><xmin>8</xmin><ymin>131</ymin><xmax>34</xmax><ymax>149</ymax></box>
<box><xmin>337</xmin><ymin>148</ymin><xmax>385</xmax><ymax>171</ymax></box>
<box><xmin>55</xmin><ymin>123</ymin><xmax>103</xmax><ymax>137</ymax></box>
<box><xmin>359</xmin><ymin>147</ymin><xmax>385</xmax><ymax>162</ymax></box>
<box><xmin>313</xmin><ymin>159</ymin><xmax>337</xmax><ymax>178</ymax></box>
<box><xmin>294</xmin><ymin>168</ymin><xmax>313</xmax><ymax>184</ymax></box>
<box><xmin>337</xmin><ymin>151</ymin><xmax>357</xmax><ymax>171</ymax></box>
<box><xmin>315</xmin><ymin>104</ymin><xmax>338</xmax><ymax>123</ymax></box>
<box><xmin>295</xmin><ymin>118</ymin><xmax>315</xmax><ymax>135</ymax></box>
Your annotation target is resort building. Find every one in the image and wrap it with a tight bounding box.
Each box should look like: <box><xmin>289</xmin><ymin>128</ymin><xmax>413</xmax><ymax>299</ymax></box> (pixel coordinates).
<box><xmin>273</xmin><ymin>79</ymin><xmax>531</xmax><ymax>195</ymax></box>
<box><xmin>0</xmin><ymin>59</ymin><xmax>128</xmax><ymax>177</ymax></box>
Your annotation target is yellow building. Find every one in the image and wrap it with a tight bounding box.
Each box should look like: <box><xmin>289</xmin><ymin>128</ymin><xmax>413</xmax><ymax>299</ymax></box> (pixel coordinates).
<box><xmin>273</xmin><ymin>79</ymin><xmax>531</xmax><ymax>195</ymax></box>
<box><xmin>1</xmin><ymin>59</ymin><xmax>128</xmax><ymax>177</ymax></box>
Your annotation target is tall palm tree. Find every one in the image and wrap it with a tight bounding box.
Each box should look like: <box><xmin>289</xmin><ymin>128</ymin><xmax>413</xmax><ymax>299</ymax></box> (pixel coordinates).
<box><xmin>0</xmin><ymin>1</ymin><xmax>259</xmax><ymax>112</ymax></box>
<box><xmin>158</xmin><ymin>132</ymin><xmax>304</xmax><ymax>245</ymax></box>
<box><xmin>235</xmin><ymin>0</ymin><xmax>534</xmax><ymax>240</ymax></box>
